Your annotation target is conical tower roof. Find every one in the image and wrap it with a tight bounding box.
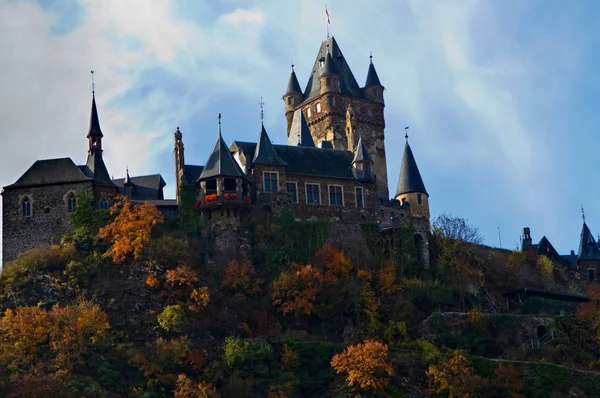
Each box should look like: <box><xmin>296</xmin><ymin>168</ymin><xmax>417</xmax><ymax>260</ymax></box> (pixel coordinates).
<box><xmin>198</xmin><ymin>116</ymin><xmax>247</xmax><ymax>181</ymax></box>
<box><xmin>253</xmin><ymin>124</ymin><xmax>287</xmax><ymax>166</ymax></box>
<box><xmin>396</xmin><ymin>142</ymin><xmax>427</xmax><ymax>196</ymax></box>
<box><xmin>288</xmin><ymin>109</ymin><xmax>315</xmax><ymax>147</ymax></box>
<box><xmin>285</xmin><ymin>67</ymin><xmax>302</xmax><ymax>95</ymax></box>
<box><xmin>578</xmin><ymin>222</ymin><xmax>600</xmax><ymax>260</ymax></box>
<box><xmin>365</xmin><ymin>58</ymin><xmax>382</xmax><ymax>87</ymax></box>
<box><xmin>88</xmin><ymin>94</ymin><xmax>103</xmax><ymax>138</ymax></box>
<box><xmin>352</xmin><ymin>136</ymin><xmax>372</xmax><ymax>163</ymax></box>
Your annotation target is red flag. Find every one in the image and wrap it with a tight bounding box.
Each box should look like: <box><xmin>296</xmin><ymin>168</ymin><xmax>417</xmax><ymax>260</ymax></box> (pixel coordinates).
<box><xmin>326</xmin><ymin>8</ymin><xmax>330</xmax><ymax>25</ymax></box>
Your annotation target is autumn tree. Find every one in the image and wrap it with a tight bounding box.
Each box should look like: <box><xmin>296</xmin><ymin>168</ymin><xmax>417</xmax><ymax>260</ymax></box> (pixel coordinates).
<box><xmin>99</xmin><ymin>195</ymin><xmax>164</xmax><ymax>263</ymax></box>
<box><xmin>222</xmin><ymin>259</ymin><xmax>262</xmax><ymax>296</ymax></box>
<box><xmin>427</xmin><ymin>349</ymin><xmax>484</xmax><ymax>398</ymax></box>
<box><xmin>330</xmin><ymin>340</ymin><xmax>393</xmax><ymax>390</ymax></box>
<box><xmin>272</xmin><ymin>263</ymin><xmax>324</xmax><ymax>315</ymax></box>
<box><xmin>315</xmin><ymin>243</ymin><xmax>353</xmax><ymax>277</ymax></box>
<box><xmin>536</xmin><ymin>255</ymin><xmax>554</xmax><ymax>279</ymax></box>
<box><xmin>493</xmin><ymin>363</ymin><xmax>524</xmax><ymax>398</ymax></box>
<box><xmin>175</xmin><ymin>374</ymin><xmax>220</xmax><ymax>398</ymax></box>
<box><xmin>578</xmin><ymin>284</ymin><xmax>600</xmax><ymax>342</ymax></box>
<box><xmin>433</xmin><ymin>213</ymin><xmax>484</xmax><ymax>244</ymax></box>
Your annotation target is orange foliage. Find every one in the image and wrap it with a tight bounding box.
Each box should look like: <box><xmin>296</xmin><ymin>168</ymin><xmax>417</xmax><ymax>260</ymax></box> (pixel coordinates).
<box><xmin>272</xmin><ymin>264</ymin><xmax>324</xmax><ymax>315</ymax></box>
<box><xmin>427</xmin><ymin>349</ymin><xmax>484</xmax><ymax>398</ymax></box>
<box><xmin>0</xmin><ymin>303</ymin><xmax>109</xmax><ymax>377</ymax></box>
<box><xmin>190</xmin><ymin>286</ymin><xmax>211</xmax><ymax>312</ymax></box>
<box><xmin>127</xmin><ymin>337</ymin><xmax>189</xmax><ymax>380</ymax></box>
<box><xmin>330</xmin><ymin>340</ymin><xmax>393</xmax><ymax>390</ymax></box>
<box><xmin>222</xmin><ymin>259</ymin><xmax>262</xmax><ymax>296</ymax></box>
<box><xmin>99</xmin><ymin>195</ymin><xmax>164</xmax><ymax>263</ymax></box>
<box><xmin>281</xmin><ymin>344</ymin><xmax>298</xmax><ymax>371</ymax></box>
<box><xmin>494</xmin><ymin>363</ymin><xmax>524</xmax><ymax>398</ymax></box>
<box><xmin>166</xmin><ymin>264</ymin><xmax>200</xmax><ymax>287</ymax></box>
<box><xmin>377</xmin><ymin>261</ymin><xmax>397</xmax><ymax>295</ymax></box>
<box><xmin>316</xmin><ymin>243</ymin><xmax>353</xmax><ymax>277</ymax></box>
<box><xmin>185</xmin><ymin>349</ymin><xmax>207</xmax><ymax>373</ymax></box>
<box><xmin>146</xmin><ymin>274</ymin><xmax>160</xmax><ymax>288</ymax></box>
<box><xmin>175</xmin><ymin>374</ymin><xmax>220</xmax><ymax>398</ymax></box>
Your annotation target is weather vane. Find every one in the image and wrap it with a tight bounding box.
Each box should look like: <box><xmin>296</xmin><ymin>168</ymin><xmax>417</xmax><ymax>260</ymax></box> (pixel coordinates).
<box><xmin>582</xmin><ymin>206</ymin><xmax>586</xmax><ymax>223</ymax></box>
<box><xmin>404</xmin><ymin>126</ymin><xmax>409</xmax><ymax>142</ymax></box>
<box><xmin>259</xmin><ymin>97</ymin><xmax>265</xmax><ymax>123</ymax></box>
<box><xmin>90</xmin><ymin>70</ymin><xmax>95</xmax><ymax>95</ymax></box>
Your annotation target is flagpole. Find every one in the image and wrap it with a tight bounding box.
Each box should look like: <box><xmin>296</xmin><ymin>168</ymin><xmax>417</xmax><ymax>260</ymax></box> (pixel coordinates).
<box><xmin>325</xmin><ymin>5</ymin><xmax>329</xmax><ymax>38</ymax></box>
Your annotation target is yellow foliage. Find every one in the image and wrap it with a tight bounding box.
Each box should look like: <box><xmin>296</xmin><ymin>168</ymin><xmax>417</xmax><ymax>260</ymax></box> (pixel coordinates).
<box><xmin>281</xmin><ymin>344</ymin><xmax>298</xmax><ymax>371</ymax></box>
<box><xmin>506</xmin><ymin>250</ymin><xmax>526</xmax><ymax>270</ymax></box>
<box><xmin>99</xmin><ymin>195</ymin><xmax>164</xmax><ymax>263</ymax></box>
<box><xmin>377</xmin><ymin>261</ymin><xmax>397</xmax><ymax>295</ymax></box>
<box><xmin>190</xmin><ymin>286</ymin><xmax>211</xmax><ymax>312</ymax></box>
<box><xmin>316</xmin><ymin>243</ymin><xmax>353</xmax><ymax>276</ymax></box>
<box><xmin>536</xmin><ymin>255</ymin><xmax>554</xmax><ymax>279</ymax></box>
<box><xmin>330</xmin><ymin>340</ymin><xmax>393</xmax><ymax>390</ymax></box>
<box><xmin>357</xmin><ymin>269</ymin><xmax>373</xmax><ymax>281</ymax></box>
<box><xmin>427</xmin><ymin>349</ymin><xmax>484</xmax><ymax>398</ymax></box>
<box><xmin>272</xmin><ymin>264</ymin><xmax>324</xmax><ymax>315</ymax></box>
<box><xmin>222</xmin><ymin>259</ymin><xmax>262</xmax><ymax>295</ymax></box>
<box><xmin>146</xmin><ymin>274</ymin><xmax>160</xmax><ymax>288</ymax></box>
<box><xmin>175</xmin><ymin>374</ymin><xmax>220</xmax><ymax>398</ymax></box>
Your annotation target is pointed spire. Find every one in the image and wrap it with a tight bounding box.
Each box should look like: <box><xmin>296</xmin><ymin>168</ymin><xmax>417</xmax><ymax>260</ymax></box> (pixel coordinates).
<box><xmin>352</xmin><ymin>136</ymin><xmax>373</xmax><ymax>163</ymax></box>
<box><xmin>578</xmin><ymin>221</ymin><xmax>600</xmax><ymax>260</ymax></box>
<box><xmin>288</xmin><ymin>109</ymin><xmax>315</xmax><ymax>147</ymax></box>
<box><xmin>396</xmin><ymin>141</ymin><xmax>427</xmax><ymax>196</ymax></box>
<box><xmin>253</xmin><ymin>124</ymin><xmax>287</xmax><ymax>166</ymax></box>
<box><xmin>286</xmin><ymin>64</ymin><xmax>302</xmax><ymax>95</ymax></box>
<box><xmin>365</xmin><ymin>53</ymin><xmax>382</xmax><ymax>87</ymax></box>
<box><xmin>88</xmin><ymin>93</ymin><xmax>103</xmax><ymax>138</ymax></box>
<box><xmin>198</xmin><ymin>114</ymin><xmax>247</xmax><ymax>181</ymax></box>
<box><xmin>321</xmin><ymin>50</ymin><xmax>337</xmax><ymax>76</ymax></box>
<box><xmin>124</xmin><ymin>166</ymin><xmax>132</xmax><ymax>186</ymax></box>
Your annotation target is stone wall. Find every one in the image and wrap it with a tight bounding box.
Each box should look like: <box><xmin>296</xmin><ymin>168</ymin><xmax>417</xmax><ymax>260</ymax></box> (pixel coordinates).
<box><xmin>2</xmin><ymin>182</ymin><xmax>92</xmax><ymax>262</ymax></box>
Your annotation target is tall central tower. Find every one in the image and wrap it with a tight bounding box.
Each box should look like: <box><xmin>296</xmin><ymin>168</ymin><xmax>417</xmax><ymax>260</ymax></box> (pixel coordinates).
<box><xmin>283</xmin><ymin>36</ymin><xmax>389</xmax><ymax>200</ymax></box>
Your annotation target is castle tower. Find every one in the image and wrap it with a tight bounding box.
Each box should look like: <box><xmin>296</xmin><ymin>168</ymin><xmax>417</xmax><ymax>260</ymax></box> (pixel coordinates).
<box><xmin>283</xmin><ymin>36</ymin><xmax>389</xmax><ymax>200</ymax></box>
<box><xmin>174</xmin><ymin>127</ymin><xmax>185</xmax><ymax>204</ymax></box>
<box><xmin>283</xmin><ymin>66</ymin><xmax>304</xmax><ymax>134</ymax></box>
<box><xmin>395</xmin><ymin>136</ymin><xmax>429</xmax><ymax>220</ymax></box>
<box><xmin>83</xmin><ymin>92</ymin><xmax>114</xmax><ymax>187</ymax></box>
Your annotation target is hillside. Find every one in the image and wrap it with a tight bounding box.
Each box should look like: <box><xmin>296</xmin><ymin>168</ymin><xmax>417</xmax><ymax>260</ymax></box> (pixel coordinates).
<box><xmin>1</xmin><ymin>196</ymin><xmax>599</xmax><ymax>398</ymax></box>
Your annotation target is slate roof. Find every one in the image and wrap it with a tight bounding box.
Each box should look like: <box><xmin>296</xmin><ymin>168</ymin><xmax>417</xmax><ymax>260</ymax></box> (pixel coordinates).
<box><xmin>352</xmin><ymin>136</ymin><xmax>372</xmax><ymax>163</ymax></box>
<box><xmin>113</xmin><ymin>174</ymin><xmax>166</xmax><ymax>200</ymax></box>
<box><xmin>88</xmin><ymin>95</ymin><xmax>103</xmax><ymax>138</ymax></box>
<box><xmin>396</xmin><ymin>142</ymin><xmax>427</xmax><ymax>196</ymax></box>
<box><xmin>302</xmin><ymin>36</ymin><xmax>362</xmax><ymax>104</ymax></box>
<box><xmin>365</xmin><ymin>60</ymin><xmax>382</xmax><ymax>87</ymax></box>
<box><xmin>198</xmin><ymin>130</ymin><xmax>247</xmax><ymax>181</ymax></box>
<box><xmin>537</xmin><ymin>236</ymin><xmax>561</xmax><ymax>260</ymax></box>
<box><xmin>321</xmin><ymin>51</ymin><xmax>337</xmax><ymax>76</ymax></box>
<box><xmin>182</xmin><ymin>165</ymin><xmax>204</xmax><ymax>185</ymax></box>
<box><xmin>577</xmin><ymin>222</ymin><xmax>600</xmax><ymax>260</ymax></box>
<box><xmin>5</xmin><ymin>157</ymin><xmax>91</xmax><ymax>189</ymax></box>
<box><xmin>287</xmin><ymin>109</ymin><xmax>315</xmax><ymax>147</ymax></box>
<box><xmin>231</xmin><ymin>141</ymin><xmax>355</xmax><ymax>180</ymax></box>
<box><xmin>253</xmin><ymin>124</ymin><xmax>287</xmax><ymax>166</ymax></box>
<box><xmin>285</xmin><ymin>68</ymin><xmax>302</xmax><ymax>95</ymax></box>
<box><xmin>83</xmin><ymin>151</ymin><xmax>115</xmax><ymax>186</ymax></box>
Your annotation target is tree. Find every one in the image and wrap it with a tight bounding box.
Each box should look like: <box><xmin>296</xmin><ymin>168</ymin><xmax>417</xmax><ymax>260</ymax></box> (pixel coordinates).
<box><xmin>272</xmin><ymin>264</ymin><xmax>324</xmax><ymax>315</ymax></box>
<box><xmin>536</xmin><ymin>255</ymin><xmax>554</xmax><ymax>279</ymax></box>
<box><xmin>315</xmin><ymin>243</ymin><xmax>353</xmax><ymax>277</ymax></box>
<box><xmin>222</xmin><ymin>259</ymin><xmax>262</xmax><ymax>296</ymax></box>
<box><xmin>433</xmin><ymin>213</ymin><xmax>484</xmax><ymax>244</ymax></box>
<box><xmin>99</xmin><ymin>195</ymin><xmax>164</xmax><ymax>263</ymax></box>
<box><xmin>330</xmin><ymin>340</ymin><xmax>393</xmax><ymax>390</ymax></box>
<box><xmin>175</xmin><ymin>374</ymin><xmax>220</xmax><ymax>398</ymax></box>
<box><xmin>578</xmin><ymin>284</ymin><xmax>600</xmax><ymax>342</ymax></box>
<box><xmin>493</xmin><ymin>363</ymin><xmax>523</xmax><ymax>398</ymax></box>
<box><xmin>427</xmin><ymin>349</ymin><xmax>484</xmax><ymax>398</ymax></box>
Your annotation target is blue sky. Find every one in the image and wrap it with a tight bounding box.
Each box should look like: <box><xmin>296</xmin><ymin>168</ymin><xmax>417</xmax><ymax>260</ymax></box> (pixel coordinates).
<box><xmin>1</xmin><ymin>0</ymin><xmax>600</xmax><ymax>256</ymax></box>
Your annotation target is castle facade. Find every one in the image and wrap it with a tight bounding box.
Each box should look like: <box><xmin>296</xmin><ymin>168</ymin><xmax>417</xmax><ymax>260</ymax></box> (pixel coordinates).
<box><xmin>2</xmin><ymin>36</ymin><xmax>431</xmax><ymax>264</ymax></box>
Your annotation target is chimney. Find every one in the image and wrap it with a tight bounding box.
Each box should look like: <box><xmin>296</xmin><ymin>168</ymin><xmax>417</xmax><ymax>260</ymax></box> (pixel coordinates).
<box><xmin>523</xmin><ymin>227</ymin><xmax>532</xmax><ymax>246</ymax></box>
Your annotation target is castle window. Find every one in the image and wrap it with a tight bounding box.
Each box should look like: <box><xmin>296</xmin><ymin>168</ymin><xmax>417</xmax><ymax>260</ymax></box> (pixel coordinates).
<box><xmin>286</xmin><ymin>182</ymin><xmax>298</xmax><ymax>202</ymax></box>
<box><xmin>67</xmin><ymin>193</ymin><xmax>77</xmax><ymax>213</ymax></box>
<box><xmin>355</xmin><ymin>187</ymin><xmax>364</xmax><ymax>208</ymax></box>
<box><xmin>205</xmin><ymin>179</ymin><xmax>217</xmax><ymax>194</ymax></box>
<box><xmin>417</xmin><ymin>194</ymin><xmax>422</xmax><ymax>205</ymax></box>
<box><xmin>306</xmin><ymin>183</ymin><xmax>320</xmax><ymax>204</ymax></box>
<box><xmin>99</xmin><ymin>198</ymin><xmax>109</xmax><ymax>210</ymax></box>
<box><xmin>328</xmin><ymin>96</ymin><xmax>334</xmax><ymax>106</ymax></box>
<box><xmin>343</xmin><ymin>100</ymin><xmax>348</xmax><ymax>109</ymax></box>
<box><xmin>223</xmin><ymin>178</ymin><xmax>237</xmax><ymax>192</ymax></box>
<box><xmin>367</xmin><ymin>107</ymin><xmax>372</xmax><ymax>116</ymax></box>
<box><xmin>372</xmin><ymin>88</ymin><xmax>377</xmax><ymax>97</ymax></box>
<box><xmin>329</xmin><ymin>185</ymin><xmax>343</xmax><ymax>206</ymax></box>
<box><xmin>22</xmin><ymin>197</ymin><xmax>31</xmax><ymax>217</ymax></box>
<box><xmin>307</xmin><ymin>108</ymin><xmax>312</xmax><ymax>118</ymax></box>
<box><xmin>287</xmin><ymin>97</ymin><xmax>292</xmax><ymax>105</ymax></box>
<box><xmin>263</xmin><ymin>172</ymin><xmax>278</xmax><ymax>192</ymax></box>
<box><xmin>589</xmin><ymin>269</ymin><xmax>596</xmax><ymax>282</ymax></box>
<box><xmin>319</xmin><ymin>57</ymin><xmax>325</xmax><ymax>68</ymax></box>
<box><xmin>354</xmin><ymin>104</ymin><xmax>360</xmax><ymax>114</ymax></box>
<box><xmin>317</xmin><ymin>103</ymin><xmax>321</xmax><ymax>113</ymax></box>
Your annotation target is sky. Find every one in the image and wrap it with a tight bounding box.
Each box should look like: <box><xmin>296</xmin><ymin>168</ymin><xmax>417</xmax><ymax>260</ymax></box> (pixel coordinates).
<box><xmin>1</xmin><ymin>0</ymin><xmax>600</xmax><ymax>260</ymax></box>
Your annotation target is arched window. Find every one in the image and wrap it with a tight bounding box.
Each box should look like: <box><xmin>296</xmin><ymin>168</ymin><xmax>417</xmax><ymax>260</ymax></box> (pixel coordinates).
<box><xmin>99</xmin><ymin>198</ymin><xmax>109</xmax><ymax>210</ymax></box>
<box><xmin>67</xmin><ymin>193</ymin><xmax>77</xmax><ymax>213</ymax></box>
<box><xmin>22</xmin><ymin>197</ymin><xmax>31</xmax><ymax>217</ymax></box>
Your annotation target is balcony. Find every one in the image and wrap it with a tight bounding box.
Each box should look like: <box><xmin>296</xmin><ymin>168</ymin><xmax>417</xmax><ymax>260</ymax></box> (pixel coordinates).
<box><xmin>195</xmin><ymin>192</ymin><xmax>251</xmax><ymax>211</ymax></box>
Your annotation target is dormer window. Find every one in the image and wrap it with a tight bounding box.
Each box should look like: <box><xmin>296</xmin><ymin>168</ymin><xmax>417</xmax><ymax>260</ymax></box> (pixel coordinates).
<box><xmin>319</xmin><ymin>57</ymin><xmax>325</xmax><ymax>68</ymax></box>
<box><xmin>307</xmin><ymin>108</ymin><xmax>312</xmax><ymax>118</ymax></box>
<box><xmin>316</xmin><ymin>103</ymin><xmax>321</xmax><ymax>113</ymax></box>
<box><xmin>22</xmin><ymin>197</ymin><xmax>31</xmax><ymax>217</ymax></box>
<box><xmin>67</xmin><ymin>193</ymin><xmax>77</xmax><ymax>213</ymax></box>
<box><xmin>417</xmin><ymin>194</ymin><xmax>422</xmax><ymax>205</ymax></box>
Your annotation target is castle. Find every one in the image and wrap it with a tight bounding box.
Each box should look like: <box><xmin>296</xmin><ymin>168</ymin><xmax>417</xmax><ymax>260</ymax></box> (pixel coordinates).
<box><xmin>2</xmin><ymin>36</ymin><xmax>431</xmax><ymax>264</ymax></box>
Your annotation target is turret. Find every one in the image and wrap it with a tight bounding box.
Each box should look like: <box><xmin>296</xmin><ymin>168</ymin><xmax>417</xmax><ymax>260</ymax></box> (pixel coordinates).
<box><xmin>283</xmin><ymin>66</ymin><xmax>304</xmax><ymax>134</ymax></box>
<box><xmin>395</xmin><ymin>133</ymin><xmax>429</xmax><ymax>219</ymax></box>
<box><xmin>352</xmin><ymin>136</ymin><xmax>375</xmax><ymax>182</ymax></box>
<box><xmin>364</xmin><ymin>55</ymin><xmax>384</xmax><ymax>104</ymax></box>
<box><xmin>87</xmin><ymin>93</ymin><xmax>103</xmax><ymax>152</ymax></box>
<box><xmin>288</xmin><ymin>109</ymin><xmax>315</xmax><ymax>147</ymax></box>
<box><xmin>174</xmin><ymin>127</ymin><xmax>185</xmax><ymax>204</ymax></box>
<box><xmin>319</xmin><ymin>51</ymin><xmax>341</xmax><ymax>95</ymax></box>
<box><xmin>124</xmin><ymin>167</ymin><xmax>134</xmax><ymax>197</ymax></box>
<box><xmin>83</xmin><ymin>84</ymin><xmax>114</xmax><ymax>187</ymax></box>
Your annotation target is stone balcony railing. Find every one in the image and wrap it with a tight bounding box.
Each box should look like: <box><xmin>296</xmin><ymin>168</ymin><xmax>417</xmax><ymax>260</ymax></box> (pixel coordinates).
<box><xmin>196</xmin><ymin>192</ymin><xmax>252</xmax><ymax>210</ymax></box>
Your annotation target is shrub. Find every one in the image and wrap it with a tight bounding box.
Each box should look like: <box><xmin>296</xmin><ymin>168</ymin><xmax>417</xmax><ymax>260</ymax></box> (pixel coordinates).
<box><xmin>157</xmin><ymin>305</ymin><xmax>187</xmax><ymax>333</ymax></box>
<box><xmin>330</xmin><ymin>340</ymin><xmax>393</xmax><ymax>391</ymax></box>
